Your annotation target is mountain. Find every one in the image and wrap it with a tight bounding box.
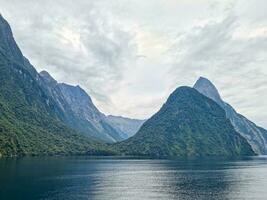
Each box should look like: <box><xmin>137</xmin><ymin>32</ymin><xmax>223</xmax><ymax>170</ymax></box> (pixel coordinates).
<box><xmin>39</xmin><ymin>71</ymin><xmax>123</xmax><ymax>143</ymax></box>
<box><xmin>115</xmin><ymin>87</ymin><xmax>255</xmax><ymax>157</ymax></box>
<box><xmin>106</xmin><ymin>115</ymin><xmax>146</xmax><ymax>139</ymax></box>
<box><xmin>0</xmin><ymin>14</ymin><xmax>114</xmax><ymax>156</ymax></box>
<box><xmin>194</xmin><ymin>77</ymin><xmax>267</xmax><ymax>154</ymax></box>
<box><xmin>0</xmin><ymin>14</ymin><xmax>23</xmax><ymax>63</ymax></box>
<box><xmin>0</xmin><ymin>13</ymin><xmax>258</xmax><ymax>158</ymax></box>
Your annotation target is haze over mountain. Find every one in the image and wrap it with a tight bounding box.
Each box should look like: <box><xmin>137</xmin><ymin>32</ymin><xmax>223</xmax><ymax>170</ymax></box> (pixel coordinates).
<box><xmin>106</xmin><ymin>115</ymin><xmax>145</xmax><ymax>139</ymax></box>
<box><xmin>116</xmin><ymin>87</ymin><xmax>255</xmax><ymax>157</ymax></box>
<box><xmin>194</xmin><ymin>77</ymin><xmax>267</xmax><ymax>154</ymax></box>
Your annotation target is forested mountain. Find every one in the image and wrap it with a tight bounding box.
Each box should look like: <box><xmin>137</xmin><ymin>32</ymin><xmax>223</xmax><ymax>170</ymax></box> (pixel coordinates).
<box><xmin>116</xmin><ymin>87</ymin><xmax>255</xmax><ymax>157</ymax></box>
<box><xmin>0</xmin><ymin>14</ymin><xmax>113</xmax><ymax>156</ymax></box>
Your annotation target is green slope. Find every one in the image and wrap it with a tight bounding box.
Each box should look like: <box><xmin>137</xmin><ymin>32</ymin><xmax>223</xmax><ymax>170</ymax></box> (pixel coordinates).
<box><xmin>115</xmin><ymin>87</ymin><xmax>255</xmax><ymax>157</ymax></box>
<box><xmin>0</xmin><ymin>15</ymin><xmax>115</xmax><ymax>157</ymax></box>
<box><xmin>0</xmin><ymin>51</ymin><xmax>113</xmax><ymax>157</ymax></box>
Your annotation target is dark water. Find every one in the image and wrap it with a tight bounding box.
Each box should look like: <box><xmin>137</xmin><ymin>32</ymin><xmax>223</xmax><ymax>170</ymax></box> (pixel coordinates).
<box><xmin>0</xmin><ymin>156</ymin><xmax>267</xmax><ymax>200</ymax></box>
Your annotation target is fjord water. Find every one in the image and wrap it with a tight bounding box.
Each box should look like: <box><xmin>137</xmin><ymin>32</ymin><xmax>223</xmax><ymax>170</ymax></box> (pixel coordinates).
<box><xmin>0</xmin><ymin>157</ymin><xmax>267</xmax><ymax>200</ymax></box>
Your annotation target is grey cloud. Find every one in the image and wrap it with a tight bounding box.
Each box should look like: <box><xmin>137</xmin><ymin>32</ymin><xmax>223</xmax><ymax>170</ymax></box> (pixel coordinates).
<box><xmin>170</xmin><ymin>12</ymin><xmax>267</xmax><ymax>127</ymax></box>
<box><xmin>0</xmin><ymin>0</ymin><xmax>266</xmax><ymax>127</ymax></box>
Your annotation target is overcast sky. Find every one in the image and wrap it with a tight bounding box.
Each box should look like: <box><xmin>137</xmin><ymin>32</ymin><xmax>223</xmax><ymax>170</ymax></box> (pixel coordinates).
<box><xmin>0</xmin><ymin>0</ymin><xmax>266</xmax><ymax>128</ymax></box>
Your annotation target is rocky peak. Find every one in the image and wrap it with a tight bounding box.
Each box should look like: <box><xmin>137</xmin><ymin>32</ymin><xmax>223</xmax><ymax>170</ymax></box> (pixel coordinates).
<box><xmin>193</xmin><ymin>77</ymin><xmax>223</xmax><ymax>106</ymax></box>
<box><xmin>0</xmin><ymin>14</ymin><xmax>24</xmax><ymax>62</ymax></box>
<box><xmin>39</xmin><ymin>70</ymin><xmax>58</xmax><ymax>86</ymax></box>
<box><xmin>59</xmin><ymin>83</ymin><xmax>94</xmax><ymax>105</ymax></box>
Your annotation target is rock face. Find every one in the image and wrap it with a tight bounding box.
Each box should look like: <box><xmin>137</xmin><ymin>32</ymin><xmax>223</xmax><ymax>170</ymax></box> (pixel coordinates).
<box><xmin>0</xmin><ymin>15</ymin><xmax>111</xmax><ymax>156</ymax></box>
<box><xmin>0</xmin><ymin>14</ymin><xmax>23</xmax><ymax>62</ymax></box>
<box><xmin>194</xmin><ymin>77</ymin><xmax>267</xmax><ymax>154</ymax></box>
<box><xmin>193</xmin><ymin>77</ymin><xmax>223</xmax><ymax>107</ymax></box>
<box><xmin>39</xmin><ymin>71</ymin><xmax>123</xmax><ymax>143</ymax></box>
<box><xmin>106</xmin><ymin>115</ymin><xmax>146</xmax><ymax>139</ymax></box>
<box><xmin>116</xmin><ymin>87</ymin><xmax>255</xmax><ymax>157</ymax></box>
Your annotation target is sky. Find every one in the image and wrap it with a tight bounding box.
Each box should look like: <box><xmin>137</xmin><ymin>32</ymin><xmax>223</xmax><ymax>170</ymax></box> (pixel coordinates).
<box><xmin>0</xmin><ymin>0</ymin><xmax>266</xmax><ymax>128</ymax></box>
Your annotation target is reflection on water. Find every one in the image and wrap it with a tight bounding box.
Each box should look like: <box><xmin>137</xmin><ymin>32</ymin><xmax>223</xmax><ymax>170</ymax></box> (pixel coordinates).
<box><xmin>0</xmin><ymin>156</ymin><xmax>267</xmax><ymax>200</ymax></box>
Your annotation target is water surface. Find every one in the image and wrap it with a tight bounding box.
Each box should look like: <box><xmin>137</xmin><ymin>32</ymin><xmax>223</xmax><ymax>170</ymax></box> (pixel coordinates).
<box><xmin>0</xmin><ymin>156</ymin><xmax>267</xmax><ymax>200</ymax></box>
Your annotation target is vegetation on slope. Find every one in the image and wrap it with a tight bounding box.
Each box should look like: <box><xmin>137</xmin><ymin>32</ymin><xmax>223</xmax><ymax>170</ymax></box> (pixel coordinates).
<box><xmin>0</xmin><ymin>52</ymin><xmax>114</xmax><ymax>157</ymax></box>
<box><xmin>115</xmin><ymin>87</ymin><xmax>255</xmax><ymax>157</ymax></box>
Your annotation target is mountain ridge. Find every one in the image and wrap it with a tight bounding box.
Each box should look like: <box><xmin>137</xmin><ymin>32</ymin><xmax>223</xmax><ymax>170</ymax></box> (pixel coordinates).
<box><xmin>106</xmin><ymin>115</ymin><xmax>146</xmax><ymax>139</ymax></box>
<box><xmin>39</xmin><ymin>70</ymin><xmax>123</xmax><ymax>143</ymax></box>
<box><xmin>0</xmin><ymin>14</ymin><xmax>114</xmax><ymax>156</ymax></box>
<box><xmin>115</xmin><ymin>86</ymin><xmax>255</xmax><ymax>157</ymax></box>
<box><xmin>39</xmin><ymin>70</ymin><xmax>144</xmax><ymax>142</ymax></box>
<box><xmin>0</xmin><ymin>14</ymin><xmax>260</xmax><ymax>157</ymax></box>
<box><xmin>194</xmin><ymin>77</ymin><xmax>267</xmax><ymax>154</ymax></box>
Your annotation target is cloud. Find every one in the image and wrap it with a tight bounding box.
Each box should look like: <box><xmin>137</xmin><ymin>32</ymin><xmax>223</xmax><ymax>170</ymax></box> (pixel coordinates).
<box><xmin>169</xmin><ymin>11</ymin><xmax>267</xmax><ymax>127</ymax></box>
<box><xmin>0</xmin><ymin>0</ymin><xmax>266</xmax><ymax>128</ymax></box>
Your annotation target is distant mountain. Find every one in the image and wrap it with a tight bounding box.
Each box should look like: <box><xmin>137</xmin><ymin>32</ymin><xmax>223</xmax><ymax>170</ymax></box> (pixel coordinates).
<box><xmin>116</xmin><ymin>87</ymin><xmax>255</xmax><ymax>157</ymax></box>
<box><xmin>194</xmin><ymin>77</ymin><xmax>267</xmax><ymax>154</ymax></box>
<box><xmin>39</xmin><ymin>71</ymin><xmax>123</xmax><ymax>143</ymax></box>
<box><xmin>106</xmin><ymin>115</ymin><xmax>146</xmax><ymax>139</ymax></box>
<box><xmin>0</xmin><ymin>14</ymin><xmax>113</xmax><ymax>156</ymax></box>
